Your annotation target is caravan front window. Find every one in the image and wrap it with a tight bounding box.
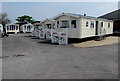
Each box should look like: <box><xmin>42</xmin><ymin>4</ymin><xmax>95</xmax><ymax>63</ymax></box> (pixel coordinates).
<box><xmin>90</xmin><ymin>21</ymin><xmax>94</xmax><ymax>28</ymax></box>
<box><xmin>101</xmin><ymin>22</ymin><xmax>103</xmax><ymax>27</ymax></box>
<box><xmin>60</xmin><ymin>20</ymin><xmax>69</xmax><ymax>28</ymax></box>
<box><xmin>28</xmin><ymin>26</ymin><xmax>31</xmax><ymax>31</ymax></box>
<box><xmin>108</xmin><ymin>23</ymin><xmax>110</xmax><ymax>28</ymax></box>
<box><xmin>86</xmin><ymin>21</ymin><xmax>89</xmax><ymax>27</ymax></box>
<box><xmin>46</xmin><ymin>24</ymin><xmax>51</xmax><ymax>29</ymax></box>
<box><xmin>57</xmin><ymin>21</ymin><xmax>59</xmax><ymax>28</ymax></box>
<box><xmin>71</xmin><ymin>20</ymin><xmax>76</xmax><ymax>28</ymax></box>
<box><xmin>16</xmin><ymin>26</ymin><xmax>18</xmax><ymax>30</ymax></box>
<box><xmin>12</xmin><ymin>25</ymin><xmax>15</xmax><ymax>30</ymax></box>
<box><xmin>7</xmin><ymin>26</ymin><xmax>9</xmax><ymax>30</ymax></box>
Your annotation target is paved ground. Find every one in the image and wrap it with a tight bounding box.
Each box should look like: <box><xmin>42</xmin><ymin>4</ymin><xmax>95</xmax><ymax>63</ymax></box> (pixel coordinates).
<box><xmin>0</xmin><ymin>39</ymin><xmax>2</xmax><ymax>80</ymax></box>
<box><xmin>2</xmin><ymin>34</ymin><xmax>118</xmax><ymax>79</ymax></box>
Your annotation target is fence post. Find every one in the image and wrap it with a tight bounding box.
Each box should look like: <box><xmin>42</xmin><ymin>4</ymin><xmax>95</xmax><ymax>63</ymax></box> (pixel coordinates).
<box><xmin>51</xmin><ymin>29</ymin><xmax>59</xmax><ymax>44</ymax></box>
<box><xmin>59</xmin><ymin>28</ymin><xmax>68</xmax><ymax>45</ymax></box>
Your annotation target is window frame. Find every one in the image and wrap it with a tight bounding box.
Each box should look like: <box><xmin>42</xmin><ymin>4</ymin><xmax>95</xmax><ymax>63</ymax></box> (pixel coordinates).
<box><xmin>108</xmin><ymin>23</ymin><xmax>110</xmax><ymax>28</ymax></box>
<box><xmin>60</xmin><ymin>20</ymin><xmax>69</xmax><ymax>28</ymax></box>
<box><xmin>101</xmin><ymin>22</ymin><xmax>103</xmax><ymax>27</ymax></box>
<box><xmin>90</xmin><ymin>21</ymin><xmax>94</xmax><ymax>28</ymax></box>
<box><xmin>7</xmin><ymin>26</ymin><xmax>9</xmax><ymax>30</ymax></box>
<box><xmin>86</xmin><ymin>21</ymin><xmax>89</xmax><ymax>27</ymax></box>
<box><xmin>71</xmin><ymin>20</ymin><xmax>77</xmax><ymax>28</ymax></box>
<box><xmin>46</xmin><ymin>24</ymin><xmax>52</xmax><ymax>29</ymax></box>
<box><xmin>16</xmin><ymin>26</ymin><xmax>18</xmax><ymax>30</ymax></box>
<box><xmin>57</xmin><ymin>21</ymin><xmax>59</xmax><ymax>28</ymax></box>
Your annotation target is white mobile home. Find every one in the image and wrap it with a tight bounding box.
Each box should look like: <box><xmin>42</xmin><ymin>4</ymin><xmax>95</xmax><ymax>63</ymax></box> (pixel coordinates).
<box><xmin>41</xmin><ymin>18</ymin><xmax>55</xmax><ymax>29</ymax></box>
<box><xmin>53</xmin><ymin>13</ymin><xmax>113</xmax><ymax>39</ymax></box>
<box><xmin>21</xmin><ymin>23</ymin><xmax>34</xmax><ymax>33</ymax></box>
<box><xmin>5</xmin><ymin>24</ymin><xmax>19</xmax><ymax>34</ymax></box>
<box><xmin>37</xmin><ymin>18</ymin><xmax>55</xmax><ymax>39</ymax></box>
<box><xmin>32</xmin><ymin>23</ymin><xmax>41</xmax><ymax>37</ymax></box>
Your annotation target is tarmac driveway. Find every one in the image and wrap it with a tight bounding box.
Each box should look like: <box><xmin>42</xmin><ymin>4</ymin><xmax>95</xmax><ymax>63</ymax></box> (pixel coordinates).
<box><xmin>2</xmin><ymin>34</ymin><xmax>118</xmax><ymax>79</ymax></box>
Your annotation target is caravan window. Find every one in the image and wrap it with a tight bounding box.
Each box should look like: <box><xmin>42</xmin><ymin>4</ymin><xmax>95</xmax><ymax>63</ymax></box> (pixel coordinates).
<box><xmin>16</xmin><ymin>26</ymin><xmax>18</xmax><ymax>30</ymax></box>
<box><xmin>36</xmin><ymin>26</ymin><xmax>39</xmax><ymax>30</ymax></box>
<box><xmin>27</xmin><ymin>26</ymin><xmax>31</xmax><ymax>31</ymax></box>
<box><xmin>108</xmin><ymin>23</ymin><xmax>110</xmax><ymax>28</ymax></box>
<box><xmin>57</xmin><ymin>21</ymin><xmax>59</xmax><ymax>28</ymax></box>
<box><xmin>90</xmin><ymin>21</ymin><xmax>94</xmax><ymax>28</ymax></box>
<box><xmin>12</xmin><ymin>25</ymin><xmax>15</xmax><ymax>30</ymax></box>
<box><xmin>71</xmin><ymin>20</ymin><xmax>76</xmax><ymax>28</ymax></box>
<box><xmin>101</xmin><ymin>22</ymin><xmax>103</xmax><ymax>27</ymax></box>
<box><xmin>10</xmin><ymin>25</ymin><xmax>12</xmax><ymax>30</ymax></box>
<box><xmin>86</xmin><ymin>21</ymin><xmax>89</xmax><ymax>27</ymax></box>
<box><xmin>46</xmin><ymin>24</ymin><xmax>51</xmax><ymax>29</ymax></box>
<box><xmin>61</xmin><ymin>20</ymin><xmax>69</xmax><ymax>28</ymax></box>
<box><xmin>53</xmin><ymin>24</ymin><xmax>55</xmax><ymax>29</ymax></box>
<box><xmin>7</xmin><ymin>26</ymin><xmax>9</xmax><ymax>30</ymax></box>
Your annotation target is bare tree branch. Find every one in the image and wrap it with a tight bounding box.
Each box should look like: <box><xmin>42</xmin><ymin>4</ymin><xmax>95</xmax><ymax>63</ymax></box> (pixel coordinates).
<box><xmin>0</xmin><ymin>13</ymin><xmax>11</xmax><ymax>27</ymax></box>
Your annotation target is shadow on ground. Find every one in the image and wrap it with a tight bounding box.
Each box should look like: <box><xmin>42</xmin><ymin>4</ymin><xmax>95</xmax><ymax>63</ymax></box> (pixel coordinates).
<box><xmin>68</xmin><ymin>37</ymin><xmax>95</xmax><ymax>44</ymax></box>
<box><xmin>38</xmin><ymin>40</ymin><xmax>59</xmax><ymax>45</ymax></box>
<box><xmin>24</xmin><ymin>34</ymin><xmax>120</xmax><ymax>45</ymax></box>
<box><xmin>24</xmin><ymin>35</ymin><xmax>39</xmax><ymax>39</ymax></box>
<box><xmin>31</xmin><ymin>37</ymin><xmax>40</xmax><ymax>39</ymax></box>
<box><xmin>112</xmin><ymin>33</ymin><xmax>120</xmax><ymax>37</ymax></box>
<box><xmin>23</xmin><ymin>35</ymin><xmax>34</xmax><ymax>37</ymax></box>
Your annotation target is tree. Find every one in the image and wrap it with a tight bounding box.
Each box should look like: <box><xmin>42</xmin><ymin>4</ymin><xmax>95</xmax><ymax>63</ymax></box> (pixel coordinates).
<box><xmin>0</xmin><ymin>13</ymin><xmax>11</xmax><ymax>27</ymax></box>
<box><xmin>0</xmin><ymin>13</ymin><xmax>11</xmax><ymax>33</ymax></box>
<box><xmin>16</xmin><ymin>15</ymin><xmax>35</xmax><ymax>25</ymax></box>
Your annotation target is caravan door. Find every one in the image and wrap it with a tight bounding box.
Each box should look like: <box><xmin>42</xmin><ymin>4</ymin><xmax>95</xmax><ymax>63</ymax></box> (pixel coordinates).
<box><xmin>95</xmin><ymin>21</ymin><xmax>102</xmax><ymax>36</ymax></box>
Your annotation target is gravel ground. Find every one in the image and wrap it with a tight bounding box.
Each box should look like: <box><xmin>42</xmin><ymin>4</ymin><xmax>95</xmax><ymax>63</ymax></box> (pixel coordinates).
<box><xmin>2</xmin><ymin>34</ymin><xmax>118</xmax><ymax>79</ymax></box>
<box><xmin>73</xmin><ymin>36</ymin><xmax>119</xmax><ymax>48</ymax></box>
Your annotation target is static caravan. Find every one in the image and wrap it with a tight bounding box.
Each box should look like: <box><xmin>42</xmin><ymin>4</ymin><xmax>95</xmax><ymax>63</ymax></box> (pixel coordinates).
<box><xmin>33</xmin><ymin>22</ymin><xmax>42</xmax><ymax>30</ymax></box>
<box><xmin>99</xmin><ymin>9</ymin><xmax>120</xmax><ymax>33</ymax></box>
<box><xmin>31</xmin><ymin>23</ymin><xmax>42</xmax><ymax>37</ymax></box>
<box><xmin>53</xmin><ymin>13</ymin><xmax>113</xmax><ymax>39</ymax></box>
<box><xmin>5</xmin><ymin>24</ymin><xmax>19</xmax><ymax>34</ymax></box>
<box><xmin>21</xmin><ymin>23</ymin><xmax>34</xmax><ymax>33</ymax></box>
<box><xmin>37</xmin><ymin>18</ymin><xmax>55</xmax><ymax>39</ymax></box>
<box><xmin>0</xmin><ymin>24</ymin><xmax>3</xmax><ymax>33</ymax></box>
<box><xmin>41</xmin><ymin>18</ymin><xmax>55</xmax><ymax>29</ymax></box>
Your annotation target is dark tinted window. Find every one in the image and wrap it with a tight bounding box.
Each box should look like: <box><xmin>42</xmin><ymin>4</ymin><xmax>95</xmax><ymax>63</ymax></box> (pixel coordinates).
<box><xmin>71</xmin><ymin>20</ymin><xmax>76</xmax><ymax>28</ymax></box>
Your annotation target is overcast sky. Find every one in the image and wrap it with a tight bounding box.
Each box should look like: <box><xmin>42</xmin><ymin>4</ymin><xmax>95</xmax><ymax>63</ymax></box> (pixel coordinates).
<box><xmin>2</xmin><ymin>2</ymin><xmax>118</xmax><ymax>23</ymax></box>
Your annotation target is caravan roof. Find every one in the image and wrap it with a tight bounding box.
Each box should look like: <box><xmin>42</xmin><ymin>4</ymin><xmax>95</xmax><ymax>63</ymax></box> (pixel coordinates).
<box><xmin>53</xmin><ymin>13</ymin><xmax>113</xmax><ymax>22</ymax></box>
<box><xmin>40</xmin><ymin>18</ymin><xmax>55</xmax><ymax>24</ymax></box>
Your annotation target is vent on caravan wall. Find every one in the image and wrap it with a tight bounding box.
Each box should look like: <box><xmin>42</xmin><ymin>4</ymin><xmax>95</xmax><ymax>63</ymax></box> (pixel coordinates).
<box><xmin>84</xmin><ymin>14</ymin><xmax>86</xmax><ymax>16</ymax></box>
